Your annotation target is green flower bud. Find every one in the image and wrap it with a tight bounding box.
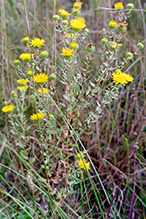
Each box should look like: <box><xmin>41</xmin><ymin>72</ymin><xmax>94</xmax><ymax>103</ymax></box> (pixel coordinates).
<box><xmin>27</xmin><ymin>70</ymin><xmax>34</xmax><ymax>77</ymax></box>
<box><xmin>10</xmin><ymin>90</ymin><xmax>17</xmax><ymax>98</ymax></box>
<box><xmin>101</xmin><ymin>38</ymin><xmax>107</xmax><ymax>45</ymax></box>
<box><xmin>30</xmin><ymin>95</ymin><xmax>36</xmax><ymax>102</ymax></box>
<box><xmin>14</xmin><ymin>60</ymin><xmax>20</xmax><ymax>66</ymax></box>
<box><xmin>86</xmin><ymin>43</ymin><xmax>95</xmax><ymax>53</ymax></box>
<box><xmin>62</xmin><ymin>20</ymin><xmax>68</xmax><ymax>26</ymax></box>
<box><xmin>102</xmin><ymin>28</ymin><xmax>106</xmax><ymax>33</ymax></box>
<box><xmin>23</xmin><ymin>37</ymin><xmax>30</xmax><ymax>44</ymax></box>
<box><xmin>2</xmin><ymin>101</ymin><xmax>7</xmax><ymax>106</ymax></box>
<box><xmin>40</xmin><ymin>50</ymin><xmax>48</xmax><ymax>58</ymax></box>
<box><xmin>127</xmin><ymin>3</ymin><xmax>134</xmax><ymax>10</ymax></box>
<box><xmin>126</xmin><ymin>52</ymin><xmax>133</xmax><ymax>58</ymax></box>
<box><xmin>137</xmin><ymin>42</ymin><xmax>144</xmax><ymax>49</ymax></box>
<box><xmin>53</xmin><ymin>15</ymin><xmax>60</xmax><ymax>21</ymax></box>
<box><xmin>85</xmin><ymin>28</ymin><xmax>89</xmax><ymax>33</ymax></box>
<box><xmin>50</xmin><ymin>74</ymin><xmax>57</xmax><ymax>80</ymax></box>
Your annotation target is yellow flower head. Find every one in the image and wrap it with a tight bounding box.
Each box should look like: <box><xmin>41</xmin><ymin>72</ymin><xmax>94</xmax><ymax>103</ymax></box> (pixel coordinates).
<box><xmin>30</xmin><ymin>38</ymin><xmax>45</xmax><ymax>49</ymax></box>
<box><xmin>109</xmin><ymin>20</ymin><xmax>117</xmax><ymax>29</ymax></box>
<box><xmin>17</xmin><ymin>85</ymin><xmax>28</xmax><ymax>90</ymax></box>
<box><xmin>74</xmin><ymin>2</ymin><xmax>83</xmax><ymax>9</ymax></box>
<box><xmin>70</xmin><ymin>18</ymin><xmax>86</xmax><ymax>31</ymax></box>
<box><xmin>20</xmin><ymin>53</ymin><xmax>32</xmax><ymax>62</ymax></box>
<box><xmin>77</xmin><ymin>152</ymin><xmax>84</xmax><ymax>159</ymax></box>
<box><xmin>27</xmin><ymin>70</ymin><xmax>34</xmax><ymax>77</ymax></box>
<box><xmin>77</xmin><ymin>17</ymin><xmax>85</xmax><ymax>23</ymax></box>
<box><xmin>114</xmin><ymin>2</ymin><xmax>123</xmax><ymax>11</ymax></box>
<box><xmin>38</xmin><ymin>88</ymin><xmax>49</xmax><ymax>94</ymax></box>
<box><xmin>72</xmin><ymin>8</ymin><xmax>80</xmax><ymax>16</ymax></box>
<box><xmin>17</xmin><ymin>79</ymin><xmax>29</xmax><ymax>85</ymax></box>
<box><xmin>60</xmin><ymin>10</ymin><xmax>71</xmax><ymax>20</ymax></box>
<box><xmin>78</xmin><ymin>159</ymin><xmax>90</xmax><ymax>171</ymax></box>
<box><xmin>63</xmin><ymin>34</ymin><xmax>74</xmax><ymax>38</ymax></box>
<box><xmin>112</xmin><ymin>70</ymin><xmax>133</xmax><ymax>86</ymax></box>
<box><xmin>70</xmin><ymin>42</ymin><xmax>78</xmax><ymax>49</ymax></box>
<box><xmin>110</xmin><ymin>41</ymin><xmax>122</xmax><ymax>50</ymax></box>
<box><xmin>14</xmin><ymin>59</ymin><xmax>20</xmax><ymax>65</ymax></box>
<box><xmin>23</xmin><ymin>37</ymin><xmax>30</xmax><ymax>44</ymax></box>
<box><xmin>58</xmin><ymin>9</ymin><xmax>65</xmax><ymax>15</ymax></box>
<box><xmin>60</xmin><ymin>47</ymin><xmax>74</xmax><ymax>59</ymax></box>
<box><xmin>33</xmin><ymin>73</ymin><xmax>48</xmax><ymax>84</ymax></box>
<box><xmin>2</xmin><ymin>105</ymin><xmax>15</xmax><ymax>113</ymax></box>
<box><xmin>30</xmin><ymin>112</ymin><xmax>45</xmax><ymax>121</ymax></box>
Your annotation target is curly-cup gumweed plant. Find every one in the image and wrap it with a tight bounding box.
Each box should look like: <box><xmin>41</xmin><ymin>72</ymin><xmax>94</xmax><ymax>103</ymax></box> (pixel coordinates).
<box><xmin>1</xmin><ymin>1</ymin><xmax>144</xmax><ymax>218</ymax></box>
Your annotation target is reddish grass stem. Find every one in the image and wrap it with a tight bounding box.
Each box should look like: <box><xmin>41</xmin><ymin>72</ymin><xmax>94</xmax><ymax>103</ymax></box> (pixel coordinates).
<box><xmin>107</xmin><ymin>175</ymin><xmax>126</xmax><ymax>217</ymax></box>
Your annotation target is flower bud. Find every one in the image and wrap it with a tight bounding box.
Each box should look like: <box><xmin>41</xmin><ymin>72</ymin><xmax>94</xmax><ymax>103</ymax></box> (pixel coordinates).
<box><xmin>40</xmin><ymin>50</ymin><xmax>48</xmax><ymax>58</ymax></box>
<box><xmin>117</xmin><ymin>23</ymin><xmax>127</xmax><ymax>33</ymax></box>
<box><xmin>109</xmin><ymin>20</ymin><xmax>117</xmax><ymax>29</ymax></box>
<box><xmin>85</xmin><ymin>28</ymin><xmax>89</xmax><ymax>33</ymax></box>
<box><xmin>70</xmin><ymin>42</ymin><xmax>78</xmax><ymax>49</ymax></box>
<box><xmin>137</xmin><ymin>42</ymin><xmax>144</xmax><ymax>49</ymax></box>
<box><xmin>127</xmin><ymin>3</ymin><xmax>134</xmax><ymax>10</ymax></box>
<box><xmin>114</xmin><ymin>2</ymin><xmax>123</xmax><ymax>11</ymax></box>
<box><xmin>2</xmin><ymin>101</ymin><xmax>7</xmax><ymax>106</ymax></box>
<box><xmin>14</xmin><ymin>59</ymin><xmax>20</xmax><ymax>66</ymax></box>
<box><xmin>72</xmin><ymin>8</ymin><xmax>80</xmax><ymax>17</ymax></box>
<box><xmin>10</xmin><ymin>90</ymin><xmax>17</xmax><ymax>98</ymax></box>
<box><xmin>53</xmin><ymin>15</ymin><xmax>60</xmax><ymax>21</ymax></box>
<box><xmin>102</xmin><ymin>28</ymin><xmax>106</xmax><ymax>33</ymax></box>
<box><xmin>23</xmin><ymin>37</ymin><xmax>29</xmax><ymax>44</ymax></box>
<box><xmin>50</xmin><ymin>74</ymin><xmax>57</xmax><ymax>80</ymax></box>
<box><xmin>126</xmin><ymin>52</ymin><xmax>133</xmax><ymax>58</ymax></box>
<box><xmin>30</xmin><ymin>95</ymin><xmax>36</xmax><ymax>102</ymax></box>
<box><xmin>101</xmin><ymin>38</ymin><xmax>107</xmax><ymax>45</ymax></box>
<box><xmin>86</xmin><ymin>43</ymin><xmax>95</xmax><ymax>53</ymax></box>
<box><xmin>27</xmin><ymin>70</ymin><xmax>34</xmax><ymax>77</ymax></box>
<box><xmin>62</xmin><ymin>20</ymin><xmax>68</xmax><ymax>26</ymax></box>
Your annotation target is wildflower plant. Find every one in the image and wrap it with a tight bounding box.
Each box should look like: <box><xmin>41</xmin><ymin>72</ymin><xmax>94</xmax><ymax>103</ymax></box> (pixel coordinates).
<box><xmin>1</xmin><ymin>1</ymin><xmax>145</xmax><ymax>218</ymax></box>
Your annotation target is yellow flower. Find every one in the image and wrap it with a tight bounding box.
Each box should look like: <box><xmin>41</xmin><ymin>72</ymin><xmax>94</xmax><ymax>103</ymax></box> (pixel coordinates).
<box><xmin>70</xmin><ymin>18</ymin><xmax>86</xmax><ymax>31</ymax></box>
<box><xmin>20</xmin><ymin>53</ymin><xmax>32</xmax><ymax>62</ymax></box>
<box><xmin>70</xmin><ymin>42</ymin><xmax>78</xmax><ymax>49</ymax></box>
<box><xmin>23</xmin><ymin>37</ymin><xmax>30</xmax><ymax>44</ymax></box>
<box><xmin>114</xmin><ymin>2</ymin><xmax>123</xmax><ymax>11</ymax></box>
<box><xmin>14</xmin><ymin>60</ymin><xmax>20</xmax><ymax>65</ymax></box>
<box><xmin>78</xmin><ymin>159</ymin><xmax>90</xmax><ymax>171</ymax></box>
<box><xmin>38</xmin><ymin>88</ymin><xmax>49</xmax><ymax>94</ymax></box>
<box><xmin>109</xmin><ymin>20</ymin><xmax>117</xmax><ymax>29</ymax></box>
<box><xmin>77</xmin><ymin>17</ymin><xmax>84</xmax><ymax>23</ymax></box>
<box><xmin>77</xmin><ymin>152</ymin><xmax>84</xmax><ymax>159</ymax></box>
<box><xmin>33</xmin><ymin>73</ymin><xmax>48</xmax><ymax>84</ymax></box>
<box><xmin>58</xmin><ymin>9</ymin><xmax>65</xmax><ymax>15</ymax></box>
<box><xmin>17</xmin><ymin>79</ymin><xmax>29</xmax><ymax>85</ymax></box>
<box><xmin>63</xmin><ymin>34</ymin><xmax>74</xmax><ymax>38</ymax></box>
<box><xmin>111</xmin><ymin>70</ymin><xmax>133</xmax><ymax>86</ymax></box>
<box><xmin>110</xmin><ymin>41</ymin><xmax>122</xmax><ymax>50</ymax></box>
<box><xmin>30</xmin><ymin>38</ymin><xmax>45</xmax><ymax>49</ymax></box>
<box><xmin>27</xmin><ymin>70</ymin><xmax>34</xmax><ymax>77</ymax></box>
<box><xmin>60</xmin><ymin>10</ymin><xmax>71</xmax><ymax>20</ymax></box>
<box><xmin>17</xmin><ymin>85</ymin><xmax>28</xmax><ymax>90</ymax></box>
<box><xmin>60</xmin><ymin>47</ymin><xmax>74</xmax><ymax>59</ymax></box>
<box><xmin>2</xmin><ymin>105</ymin><xmax>15</xmax><ymax>113</ymax></box>
<box><xmin>74</xmin><ymin>2</ymin><xmax>83</xmax><ymax>9</ymax></box>
<box><xmin>30</xmin><ymin>112</ymin><xmax>45</xmax><ymax>121</ymax></box>
<box><xmin>72</xmin><ymin>8</ymin><xmax>80</xmax><ymax>16</ymax></box>
<box><xmin>101</xmin><ymin>38</ymin><xmax>107</xmax><ymax>45</ymax></box>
